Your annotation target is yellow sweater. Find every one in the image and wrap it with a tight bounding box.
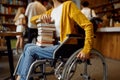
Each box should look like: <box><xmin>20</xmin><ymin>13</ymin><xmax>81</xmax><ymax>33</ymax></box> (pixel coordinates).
<box><xmin>31</xmin><ymin>1</ymin><xmax>94</xmax><ymax>54</ymax></box>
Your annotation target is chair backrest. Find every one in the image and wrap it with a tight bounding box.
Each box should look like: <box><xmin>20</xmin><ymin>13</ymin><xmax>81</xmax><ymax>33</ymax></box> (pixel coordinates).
<box><xmin>50</xmin><ymin>24</ymin><xmax>85</xmax><ymax>66</ymax></box>
<box><xmin>75</xmin><ymin>24</ymin><xmax>85</xmax><ymax>37</ymax></box>
<box><xmin>53</xmin><ymin>24</ymin><xmax>85</xmax><ymax>60</ymax></box>
<box><xmin>90</xmin><ymin>17</ymin><xmax>103</xmax><ymax>33</ymax></box>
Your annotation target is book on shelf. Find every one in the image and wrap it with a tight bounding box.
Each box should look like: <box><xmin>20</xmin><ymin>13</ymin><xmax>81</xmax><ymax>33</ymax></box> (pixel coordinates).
<box><xmin>1</xmin><ymin>0</ymin><xmax>25</xmax><ymax>5</ymax></box>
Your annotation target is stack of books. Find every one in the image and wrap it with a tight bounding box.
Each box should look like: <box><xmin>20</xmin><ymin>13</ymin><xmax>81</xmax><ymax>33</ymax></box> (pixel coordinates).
<box><xmin>36</xmin><ymin>23</ymin><xmax>56</xmax><ymax>46</ymax></box>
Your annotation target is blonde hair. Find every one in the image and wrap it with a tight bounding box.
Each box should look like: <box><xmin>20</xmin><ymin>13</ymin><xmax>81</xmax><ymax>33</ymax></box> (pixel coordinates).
<box><xmin>13</xmin><ymin>7</ymin><xmax>25</xmax><ymax>22</ymax></box>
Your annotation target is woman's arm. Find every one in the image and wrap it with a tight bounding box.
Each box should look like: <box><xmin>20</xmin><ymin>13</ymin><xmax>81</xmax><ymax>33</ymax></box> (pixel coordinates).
<box><xmin>69</xmin><ymin>1</ymin><xmax>94</xmax><ymax>55</ymax></box>
<box><xmin>31</xmin><ymin>9</ymin><xmax>53</xmax><ymax>24</ymax></box>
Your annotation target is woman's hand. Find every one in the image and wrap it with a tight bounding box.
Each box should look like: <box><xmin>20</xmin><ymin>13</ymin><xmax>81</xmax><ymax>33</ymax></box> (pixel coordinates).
<box><xmin>77</xmin><ymin>51</ymin><xmax>90</xmax><ymax>61</ymax></box>
<box><xmin>40</xmin><ymin>14</ymin><xmax>52</xmax><ymax>23</ymax></box>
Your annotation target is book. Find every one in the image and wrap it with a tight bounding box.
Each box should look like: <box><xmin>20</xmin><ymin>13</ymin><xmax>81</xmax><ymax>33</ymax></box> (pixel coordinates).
<box><xmin>38</xmin><ymin>27</ymin><xmax>56</xmax><ymax>31</ymax></box>
<box><xmin>36</xmin><ymin>42</ymin><xmax>54</xmax><ymax>46</ymax></box>
<box><xmin>38</xmin><ymin>29</ymin><xmax>55</xmax><ymax>33</ymax></box>
<box><xmin>37</xmin><ymin>36</ymin><xmax>55</xmax><ymax>42</ymax></box>
<box><xmin>37</xmin><ymin>41</ymin><xmax>53</xmax><ymax>44</ymax></box>
<box><xmin>36</xmin><ymin>36</ymin><xmax>55</xmax><ymax>46</ymax></box>
<box><xmin>37</xmin><ymin>23</ymin><xmax>55</xmax><ymax>27</ymax></box>
<box><xmin>38</xmin><ymin>32</ymin><xmax>54</xmax><ymax>36</ymax></box>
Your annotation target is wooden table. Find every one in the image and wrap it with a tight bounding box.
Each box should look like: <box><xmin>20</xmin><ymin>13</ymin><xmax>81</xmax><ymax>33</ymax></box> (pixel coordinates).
<box><xmin>0</xmin><ymin>31</ymin><xmax>22</xmax><ymax>80</ymax></box>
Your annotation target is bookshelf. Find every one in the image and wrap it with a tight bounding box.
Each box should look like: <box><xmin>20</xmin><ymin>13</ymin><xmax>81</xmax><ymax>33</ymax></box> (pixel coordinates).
<box><xmin>91</xmin><ymin>0</ymin><xmax>120</xmax><ymax>22</ymax></box>
<box><xmin>0</xmin><ymin>0</ymin><xmax>27</xmax><ymax>31</ymax></box>
<box><xmin>89</xmin><ymin>0</ymin><xmax>120</xmax><ymax>60</ymax></box>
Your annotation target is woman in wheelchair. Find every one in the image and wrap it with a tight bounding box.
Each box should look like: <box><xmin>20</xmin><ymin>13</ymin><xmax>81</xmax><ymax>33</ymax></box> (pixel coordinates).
<box><xmin>15</xmin><ymin>0</ymin><xmax>94</xmax><ymax>80</ymax></box>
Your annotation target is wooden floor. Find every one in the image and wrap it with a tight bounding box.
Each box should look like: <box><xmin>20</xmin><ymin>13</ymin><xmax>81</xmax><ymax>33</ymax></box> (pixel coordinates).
<box><xmin>0</xmin><ymin>52</ymin><xmax>120</xmax><ymax>80</ymax></box>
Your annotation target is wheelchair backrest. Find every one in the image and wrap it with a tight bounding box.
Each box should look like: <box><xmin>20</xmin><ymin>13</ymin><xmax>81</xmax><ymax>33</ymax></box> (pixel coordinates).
<box><xmin>53</xmin><ymin>24</ymin><xmax>85</xmax><ymax>59</ymax></box>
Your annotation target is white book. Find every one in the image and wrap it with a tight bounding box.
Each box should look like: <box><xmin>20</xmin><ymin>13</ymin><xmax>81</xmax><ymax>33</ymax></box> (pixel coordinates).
<box><xmin>37</xmin><ymin>41</ymin><xmax>53</xmax><ymax>44</ymax></box>
<box><xmin>37</xmin><ymin>36</ymin><xmax>55</xmax><ymax>42</ymax></box>
<box><xmin>37</xmin><ymin>23</ymin><xmax>55</xmax><ymax>27</ymax></box>
<box><xmin>38</xmin><ymin>32</ymin><xmax>54</xmax><ymax>36</ymax></box>
<box><xmin>36</xmin><ymin>42</ymin><xmax>54</xmax><ymax>46</ymax></box>
<box><xmin>38</xmin><ymin>29</ymin><xmax>54</xmax><ymax>33</ymax></box>
<box><xmin>38</xmin><ymin>27</ymin><xmax>56</xmax><ymax>31</ymax></box>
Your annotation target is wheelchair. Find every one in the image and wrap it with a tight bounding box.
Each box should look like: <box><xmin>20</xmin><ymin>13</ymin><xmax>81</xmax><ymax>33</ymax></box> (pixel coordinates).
<box><xmin>14</xmin><ymin>35</ymin><xmax>107</xmax><ymax>80</ymax></box>
<box><xmin>14</xmin><ymin>30</ymin><xmax>107</xmax><ymax>80</ymax></box>
<box><xmin>61</xmin><ymin>48</ymin><xmax>108</xmax><ymax>80</ymax></box>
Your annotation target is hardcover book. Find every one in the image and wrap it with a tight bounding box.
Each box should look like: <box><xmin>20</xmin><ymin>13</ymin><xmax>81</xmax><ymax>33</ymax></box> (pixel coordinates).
<box><xmin>37</xmin><ymin>23</ymin><xmax>55</xmax><ymax>27</ymax></box>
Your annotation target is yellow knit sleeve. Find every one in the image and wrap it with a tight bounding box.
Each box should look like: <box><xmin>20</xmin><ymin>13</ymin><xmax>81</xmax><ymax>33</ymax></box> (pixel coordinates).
<box><xmin>68</xmin><ymin>1</ymin><xmax>94</xmax><ymax>54</ymax></box>
<box><xmin>30</xmin><ymin>15</ymin><xmax>41</xmax><ymax>25</ymax></box>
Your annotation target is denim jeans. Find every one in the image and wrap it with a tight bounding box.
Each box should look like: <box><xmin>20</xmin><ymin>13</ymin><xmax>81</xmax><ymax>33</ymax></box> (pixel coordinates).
<box><xmin>16</xmin><ymin>43</ymin><xmax>59</xmax><ymax>80</ymax></box>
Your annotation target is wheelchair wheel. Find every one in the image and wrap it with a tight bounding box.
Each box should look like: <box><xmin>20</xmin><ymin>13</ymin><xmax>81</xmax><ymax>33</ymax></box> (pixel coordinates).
<box><xmin>61</xmin><ymin>48</ymin><xmax>107</xmax><ymax>80</ymax></box>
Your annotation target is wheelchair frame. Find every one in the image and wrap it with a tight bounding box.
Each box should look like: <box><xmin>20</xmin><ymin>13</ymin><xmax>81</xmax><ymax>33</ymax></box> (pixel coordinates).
<box><xmin>13</xmin><ymin>34</ymin><xmax>108</xmax><ymax>80</ymax></box>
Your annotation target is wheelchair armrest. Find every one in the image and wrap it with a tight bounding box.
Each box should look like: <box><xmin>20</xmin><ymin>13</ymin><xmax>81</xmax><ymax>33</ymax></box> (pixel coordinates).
<box><xmin>66</xmin><ymin>34</ymin><xmax>84</xmax><ymax>39</ymax></box>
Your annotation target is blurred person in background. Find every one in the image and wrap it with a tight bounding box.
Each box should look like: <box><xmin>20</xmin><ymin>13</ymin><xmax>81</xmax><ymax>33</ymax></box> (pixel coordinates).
<box><xmin>13</xmin><ymin>7</ymin><xmax>26</xmax><ymax>54</ymax></box>
<box><xmin>25</xmin><ymin>0</ymin><xmax>46</xmax><ymax>43</ymax></box>
<box><xmin>81</xmin><ymin>1</ymin><xmax>97</xmax><ymax>20</ymax></box>
<box><xmin>41</xmin><ymin>0</ymin><xmax>53</xmax><ymax>10</ymax></box>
